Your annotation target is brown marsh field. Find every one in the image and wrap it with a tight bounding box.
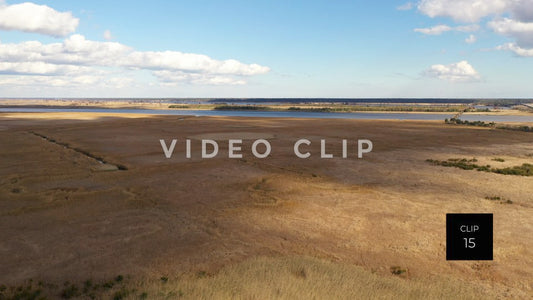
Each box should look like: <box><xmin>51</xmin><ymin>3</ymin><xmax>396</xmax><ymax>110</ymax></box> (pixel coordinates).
<box><xmin>0</xmin><ymin>112</ymin><xmax>532</xmax><ymax>299</ymax></box>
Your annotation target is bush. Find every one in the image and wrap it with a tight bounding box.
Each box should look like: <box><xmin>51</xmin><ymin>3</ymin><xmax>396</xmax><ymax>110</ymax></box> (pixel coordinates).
<box><xmin>427</xmin><ymin>159</ymin><xmax>533</xmax><ymax>176</ymax></box>
<box><xmin>390</xmin><ymin>266</ymin><xmax>408</xmax><ymax>276</ymax></box>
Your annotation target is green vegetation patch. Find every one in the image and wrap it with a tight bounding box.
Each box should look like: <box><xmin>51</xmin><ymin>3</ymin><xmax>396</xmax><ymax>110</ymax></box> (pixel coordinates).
<box><xmin>426</xmin><ymin>158</ymin><xmax>533</xmax><ymax>176</ymax></box>
<box><xmin>390</xmin><ymin>266</ymin><xmax>408</xmax><ymax>276</ymax></box>
<box><xmin>495</xmin><ymin>124</ymin><xmax>533</xmax><ymax>132</ymax></box>
<box><xmin>492</xmin><ymin>163</ymin><xmax>533</xmax><ymax>176</ymax></box>
<box><xmin>216</xmin><ymin>104</ymin><xmax>469</xmax><ymax>112</ymax></box>
<box><xmin>444</xmin><ymin>118</ymin><xmax>495</xmax><ymax>127</ymax></box>
<box><xmin>485</xmin><ymin>196</ymin><xmax>513</xmax><ymax>204</ymax></box>
<box><xmin>214</xmin><ymin>105</ymin><xmax>272</xmax><ymax>111</ymax></box>
<box><xmin>445</xmin><ymin>118</ymin><xmax>533</xmax><ymax>132</ymax></box>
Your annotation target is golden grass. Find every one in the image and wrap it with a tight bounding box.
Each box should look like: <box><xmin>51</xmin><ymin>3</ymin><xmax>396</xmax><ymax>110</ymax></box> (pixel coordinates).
<box><xmin>138</xmin><ymin>256</ymin><xmax>495</xmax><ymax>299</ymax></box>
<box><xmin>1</xmin><ymin>256</ymin><xmax>500</xmax><ymax>299</ymax></box>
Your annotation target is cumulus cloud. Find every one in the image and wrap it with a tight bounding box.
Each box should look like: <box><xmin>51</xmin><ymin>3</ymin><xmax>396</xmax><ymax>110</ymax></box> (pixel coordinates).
<box><xmin>0</xmin><ymin>2</ymin><xmax>268</xmax><ymax>88</ymax></box>
<box><xmin>496</xmin><ymin>42</ymin><xmax>533</xmax><ymax>56</ymax></box>
<box><xmin>0</xmin><ymin>1</ymin><xmax>79</xmax><ymax>37</ymax></box>
<box><xmin>465</xmin><ymin>34</ymin><xmax>477</xmax><ymax>43</ymax></box>
<box><xmin>123</xmin><ymin>51</ymin><xmax>270</xmax><ymax>75</ymax></box>
<box><xmin>0</xmin><ymin>61</ymin><xmax>94</xmax><ymax>75</ymax></box>
<box><xmin>415</xmin><ymin>0</ymin><xmax>533</xmax><ymax>57</ymax></box>
<box><xmin>0</xmin><ymin>35</ymin><xmax>132</xmax><ymax>66</ymax></box>
<box><xmin>417</xmin><ymin>0</ymin><xmax>533</xmax><ymax>24</ymax></box>
<box><xmin>0</xmin><ymin>34</ymin><xmax>270</xmax><ymax>86</ymax></box>
<box><xmin>417</xmin><ymin>0</ymin><xmax>508</xmax><ymax>23</ymax></box>
<box><xmin>423</xmin><ymin>60</ymin><xmax>481</xmax><ymax>82</ymax></box>
<box><xmin>488</xmin><ymin>17</ymin><xmax>533</xmax><ymax>47</ymax></box>
<box><xmin>510</xmin><ymin>0</ymin><xmax>533</xmax><ymax>22</ymax></box>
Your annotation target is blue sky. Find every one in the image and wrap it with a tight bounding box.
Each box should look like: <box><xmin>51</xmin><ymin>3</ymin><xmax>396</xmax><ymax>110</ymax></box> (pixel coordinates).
<box><xmin>1</xmin><ymin>0</ymin><xmax>533</xmax><ymax>98</ymax></box>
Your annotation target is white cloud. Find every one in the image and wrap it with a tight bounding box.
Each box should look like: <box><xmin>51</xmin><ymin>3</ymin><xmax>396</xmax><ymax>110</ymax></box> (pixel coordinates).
<box><xmin>417</xmin><ymin>0</ymin><xmax>508</xmax><ymax>23</ymax></box>
<box><xmin>0</xmin><ymin>1</ymin><xmax>79</xmax><ymax>37</ymax></box>
<box><xmin>103</xmin><ymin>29</ymin><xmax>113</xmax><ymax>41</ymax></box>
<box><xmin>0</xmin><ymin>2</ymin><xmax>269</xmax><ymax>89</ymax></box>
<box><xmin>423</xmin><ymin>60</ymin><xmax>481</xmax><ymax>82</ymax></box>
<box><xmin>496</xmin><ymin>42</ymin><xmax>533</xmax><ymax>56</ymax></box>
<box><xmin>0</xmin><ymin>35</ymin><xmax>132</xmax><ymax>67</ymax></box>
<box><xmin>123</xmin><ymin>51</ymin><xmax>270</xmax><ymax>75</ymax></box>
<box><xmin>0</xmin><ymin>34</ymin><xmax>269</xmax><ymax>76</ymax></box>
<box><xmin>397</xmin><ymin>2</ymin><xmax>414</xmax><ymax>11</ymax></box>
<box><xmin>414</xmin><ymin>24</ymin><xmax>451</xmax><ymax>35</ymax></box>
<box><xmin>510</xmin><ymin>0</ymin><xmax>533</xmax><ymax>22</ymax></box>
<box><xmin>0</xmin><ymin>34</ymin><xmax>270</xmax><ymax>87</ymax></box>
<box><xmin>0</xmin><ymin>61</ymin><xmax>93</xmax><ymax>75</ymax></box>
<box><xmin>414</xmin><ymin>24</ymin><xmax>479</xmax><ymax>35</ymax></box>
<box><xmin>414</xmin><ymin>1</ymin><xmax>533</xmax><ymax>58</ymax></box>
<box><xmin>488</xmin><ymin>17</ymin><xmax>533</xmax><ymax>47</ymax></box>
<box><xmin>465</xmin><ymin>34</ymin><xmax>477</xmax><ymax>43</ymax></box>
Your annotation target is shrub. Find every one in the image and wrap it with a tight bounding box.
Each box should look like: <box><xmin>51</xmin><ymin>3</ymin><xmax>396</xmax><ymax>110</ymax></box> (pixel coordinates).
<box><xmin>427</xmin><ymin>159</ymin><xmax>533</xmax><ymax>176</ymax></box>
<box><xmin>390</xmin><ymin>266</ymin><xmax>408</xmax><ymax>276</ymax></box>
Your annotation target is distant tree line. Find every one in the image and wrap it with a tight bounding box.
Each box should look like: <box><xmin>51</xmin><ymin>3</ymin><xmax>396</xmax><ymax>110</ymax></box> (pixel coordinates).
<box><xmin>445</xmin><ymin>117</ymin><xmax>533</xmax><ymax>132</ymax></box>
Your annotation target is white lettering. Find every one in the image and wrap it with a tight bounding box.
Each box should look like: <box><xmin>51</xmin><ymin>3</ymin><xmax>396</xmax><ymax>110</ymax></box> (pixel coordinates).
<box><xmin>228</xmin><ymin>139</ymin><xmax>243</xmax><ymax>158</ymax></box>
<box><xmin>202</xmin><ymin>139</ymin><xmax>219</xmax><ymax>158</ymax></box>
<box><xmin>294</xmin><ymin>139</ymin><xmax>311</xmax><ymax>158</ymax></box>
<box><xmin>160</xmin><ymin>139</ymin><xmax>177</xmax><ymax>158</ymax></box>
<box><xmin>252</xmin><ymin>139</ymin><xmax>271</xmax><ymax>158</ymax></box>
<box><xmin>320</xmin><ymin>139</ymin><xmax>333</xmax><ymax>158</ymax></box>
<box><xmin>358</xmin><ymin>139</ymin><xmax>373</xmax><ymax>158</ymax></box>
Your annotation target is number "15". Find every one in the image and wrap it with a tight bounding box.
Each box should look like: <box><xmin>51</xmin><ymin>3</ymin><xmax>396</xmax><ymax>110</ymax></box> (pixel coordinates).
<box><xmin>463</xmin><ymin>238</ymin><xmax>476</xmax><ymax>248</ymax></box>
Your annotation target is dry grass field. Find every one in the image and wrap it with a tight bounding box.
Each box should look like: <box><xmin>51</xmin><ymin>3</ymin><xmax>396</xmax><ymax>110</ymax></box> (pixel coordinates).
<box><xmin>0</xmin><ymin>112</ymin><xmax>532</xmax><ymax>299</ymax></box>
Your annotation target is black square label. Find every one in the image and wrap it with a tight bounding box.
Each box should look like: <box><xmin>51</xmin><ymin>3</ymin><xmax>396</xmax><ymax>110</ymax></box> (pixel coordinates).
<box><xmin>446</xmin><ymin>213</ymin><xmax>493</xmax><ymax>260</ymax></box>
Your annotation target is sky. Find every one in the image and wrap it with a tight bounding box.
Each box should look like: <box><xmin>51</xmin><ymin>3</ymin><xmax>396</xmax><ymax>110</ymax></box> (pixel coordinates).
<box><xmin>1</xmin><ymin>0</ymin><xmax>533</xmax><ymax>98</ymax></box>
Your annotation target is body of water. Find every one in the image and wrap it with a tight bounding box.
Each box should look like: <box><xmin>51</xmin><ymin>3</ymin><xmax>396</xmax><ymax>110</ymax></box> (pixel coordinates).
<box><xmin>1</xmin><ymin>107</ymin><xmax>533</xmax><ymax>122</ymax></box>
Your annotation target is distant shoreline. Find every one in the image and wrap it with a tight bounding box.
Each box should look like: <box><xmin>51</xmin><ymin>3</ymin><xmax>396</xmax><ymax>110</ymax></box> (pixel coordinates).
<box><xmin>1</xmin><ymin>98</ymin><xmax>532</xmax><ymax>116</ymax></box>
